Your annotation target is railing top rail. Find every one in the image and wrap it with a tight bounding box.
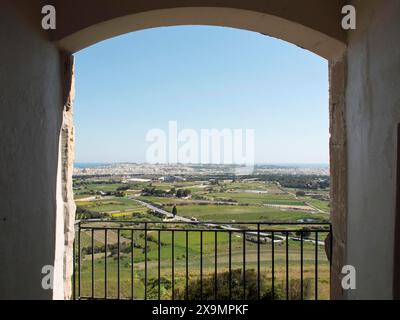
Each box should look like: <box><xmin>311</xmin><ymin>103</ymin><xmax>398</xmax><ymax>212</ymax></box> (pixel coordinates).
<box><xmin>75</xmin><ymin>218</ymin><xmax>331</xmax><ymax>226</ymax></box>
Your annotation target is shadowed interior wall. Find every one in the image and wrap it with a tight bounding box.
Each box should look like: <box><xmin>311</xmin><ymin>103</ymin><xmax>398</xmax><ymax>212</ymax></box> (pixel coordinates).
<box><xmin>0</xmin><ymin>0</ymin><xmax>65</xmax><ymax>299</ymax></box>
<box><xmin>345</xmin><ymin>0</ymin><xmax>400</xmax><ymax>299</ymax></box>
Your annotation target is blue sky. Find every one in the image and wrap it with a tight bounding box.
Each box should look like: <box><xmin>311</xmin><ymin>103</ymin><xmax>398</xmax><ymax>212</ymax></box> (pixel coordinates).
<box><xmin>74</xmin><ymin>26</ymin><xmax>329</xmax><ymax>164</ymax></box>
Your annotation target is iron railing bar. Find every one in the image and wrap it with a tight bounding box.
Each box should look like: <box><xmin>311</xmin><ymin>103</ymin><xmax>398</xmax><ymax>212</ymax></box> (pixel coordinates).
<box><xmin>200</xmin><ymin>230</ymin><xmax>203</xmax><ymax>300</ymax></box>
<box><xmin>158</xmin><ymin>230</ymin><xmax>161</xmax><ymax>300</ymax></box>
<box><xmin>77</xmin><ymin>219</ymin><xmax>331</xmax><ymax>226</ymax></box>
<box><xmin>117</xmin><ymin>229</ymin><xmax>120</xmax><ymax>300</ymax></box>
<box><xmin>301</xmin><ymin>231</ymin><xmax>304</xmax><ymax>300</ymax></box>
<box><xmin>215</xmin><ymin>231</ymin><xmax>218</xmax><ymax>300</ymax></box>
<box><xmin>315</xmin><ymin>231</ymin><xmax>318</xmax><ymax>300</ymax></box>
<box><xmin>172</xmin><ymin>230</ymin><xmax>175</xmax><ymax>301</ymax></box>
<box><xmin>286</xmin><ymin>231</ymin><xmax>289</xmax><ymax>300</ymax></box>
<box><xmin>186</xmin><ymin>231</ymin><xmax>189</xmax><ymax>300</ymax></box>
<box><xmin>73</xmin><ymin>237</ymin><xmax>76</xmax><ymax>300</ymax></box>
<box><xmin>79</xmin><ymin>223</ymin><xmax>332</xmax><ymax>228</ymax></box>
<box><xmin>131</xmin><ymin>229</ymin><xmax>134</xmax><ymax>300</ymax></box>
<box><xmin>330</xmin><ymin>225</ymin><xmax>333</xmax><ymax>300</ymax></box>
<box><xmin>144</xmin><ymin>223</ymin><xmax>148</xmax><ymax>301</ymax></box>
<box><xmin>257</xmin><ymin>223</ymin><xmax>260</xmax><ymax>300</ymax></box>
<box><xmin>78</xmin><ymin>222</ymin><xmax>81</xmax><ymax>299</ymax></box>
<box><xmin>79</xmin><ymin>227</ymin><xmax>329</xmax><ymax>233</ymax></box>
<box><xmin>243</xmin><ymin>231</ymin><xmax>246</xmax><ymax>300</ymax></box>
<box><xmin>272</xmin><ymin>231</ymin><xmax>275</xmax><ymax>300</ymax></box>
<box><xmin>330</xmin><ymin>224</ymin><xmax>333</xmax><ymax>266</ymax></box>
<box><xmin>105</xmin><ymin>229</ymin><xmax>108</xmax><ymax>300</ymax></box>
<box><xmin>91</xmin><ymin>229</ymin><xmax>94</xmax><ymax>299</ymax></box>
<box><xmin>229</xmin><ymin>231</ymin><xmax>232</xmax><ymax>300</ymax></box>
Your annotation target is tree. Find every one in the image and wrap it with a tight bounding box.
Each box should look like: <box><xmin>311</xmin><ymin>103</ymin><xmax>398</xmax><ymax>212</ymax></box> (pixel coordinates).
<box><xmin>183</xmin><ymin>189</ymin><xmax>191</xmax><ymax>197</ymax></box>
<box><xmin>172</xmin><ymin>206</ymin><xmax>177</xmax><ymax>217</ymax></box>
<box><xmin>117</xmin><ymin>185</ymin><xmax>130</xmax><ymax>191</ymax></box>
<box><xmin>296</xmin><ymin>190</ymin><xmax>306</xmax><ymax>197</ymax></box>
<box><xmin>295</xmin><ymin>230</ymin><xmax>311</xmax><ymax>238</ymax></box>
<box><xmin>114</xmin><ymin>191</ymin><xmax>125</xmax><ymax>197</ymax></box>
<box><xmin>176</xmin><ymin>189</ymin><xmax>191</xmax><ymax>198</ymax></box>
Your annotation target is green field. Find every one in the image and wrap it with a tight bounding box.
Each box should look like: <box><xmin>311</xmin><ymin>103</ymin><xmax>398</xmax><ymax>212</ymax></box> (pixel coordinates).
<box><xmin>203</xmin><ymin>192</ymin><xmax>307</xmax><ymax>206</ymax></box>
<box><xmin>163</xmin><ymin>204</ymin><xmax>328</xmax><ymax>222</ymax></box>
<box><xmin>77</xmin><ymin>197</ymin><xmax>147</xmax><ymax>213</ymax></box>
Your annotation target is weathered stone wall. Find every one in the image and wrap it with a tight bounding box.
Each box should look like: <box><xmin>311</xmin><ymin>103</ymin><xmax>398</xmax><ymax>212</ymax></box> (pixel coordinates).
<box><xmin>59</xmin><ymin>52</ymin><xmax>76</xmax><ymax>299</ymax></box>
<box><xmin>329</xmin><ymin>55</ymin><xmax>348</xmax><ymax>300</ymax></box>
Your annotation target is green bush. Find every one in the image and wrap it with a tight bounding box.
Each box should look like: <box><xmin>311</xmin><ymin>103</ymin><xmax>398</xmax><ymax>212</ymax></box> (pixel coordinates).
<box><xmin>170</xmin><ymin>269</ymin><xmax>313</xmax><ymax>300</ymax></box>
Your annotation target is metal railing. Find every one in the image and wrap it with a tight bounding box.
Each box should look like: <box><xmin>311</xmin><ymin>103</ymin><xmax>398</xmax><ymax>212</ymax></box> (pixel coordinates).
<box><xmin>73</xmin><ymin>220</ymin><xmax>332</xmax><ymax>300</ymax></box>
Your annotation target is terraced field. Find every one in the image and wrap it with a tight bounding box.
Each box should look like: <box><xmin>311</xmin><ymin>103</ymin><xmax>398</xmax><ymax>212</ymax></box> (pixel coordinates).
<box><xmin>163</xmin><ymin>204</ymin><xmax>328</xmax><ymax>222</ymax></box>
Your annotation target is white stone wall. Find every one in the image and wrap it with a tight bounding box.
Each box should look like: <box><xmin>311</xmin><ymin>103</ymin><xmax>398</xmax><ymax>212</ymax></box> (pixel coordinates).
<box><xmin>0</xmin><ymin>1</ymin><xmax>65</xmax><ymax>299</ymax></box>
<box><xmin>346</xmin><ymin>0</ymin><xmax>400</xmax><ymax>299</ymax></box>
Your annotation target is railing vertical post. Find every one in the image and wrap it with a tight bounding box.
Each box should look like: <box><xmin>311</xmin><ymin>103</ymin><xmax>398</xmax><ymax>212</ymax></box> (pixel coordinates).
<box><xmin>330</xmin><ymin>224</ymin><xmax>333</xmax><ymax>287</ymax></box>
<box><xmin>73</xmin><ymin>236</ymin><xmax>76</xmax><ymax>300</ymax></box>
<box><xmin>158</xmin><ymin>230</ymin><xmax>161</xmax><ymax>300</ymax></box>
<box><xmin>243</xmin><ymin>231</ymin><xmax>246</xmax><ymax>300</ymax></box>
<box><xmin>172</xmin><ymin>230</ymin><xmax>175</xmax><ymax>301</ymax></box>
<box><xmin>257</xmin><ymin>223</ymin><xmax>260</xmax><ymax>300</ymax></box>
<box><xmin>78</xmin><ymin>222</ymin><xmax>81</xmax><ymax>300</ymax></box>
<box><xmin>272</xmin><ymin>231</ymin><xmax>275</xmax><ymax>300</ymax></box>
<box><xmin>105</xmin><ymin>229</ymin><xmax>108</xmax><ymax>300</ymax></box>
<box><xmin>315</xmin><ymin>231</ymin><xmax>318</xmax><ymax>300</ymax></box>
<box><xmin>186</xmin><ymin>231</ymin><xmax>189</xmax><ymax>300</ymax></box>
<box><xmin>117</xmin><ymin>229</ymin><xmax>120</xmax><ymax>300</ymax></box>
<box><xmin>215</xmin><ymin>231</ymin><xmax>218</xmax><ymax>300</ymax></box>
<box><xmin>91</xmin><ymin>229</ymin><xmax>95</xmax><ymax>299</ymax></box>
<box><xmin>286</xmin><ymin>231</ymin><xmax>289</xmax><ymax>300</ymax></box>
<box><xmin>300</xmin><ymin>231</ymin><xmax>304</xmax><ymax>300</ymax></box>
<box><xmin>200</xmin><ymin>230</ymin><xmax>203</xmax><ymax>300</ymax></box>
<box><xmin>131</xmin><ymin>229</ymin><xmax>134</xmax><ymax>300</ymax></box>
<box><xmin>330</xmin><ymin>225</ymin><xmax>333</xmax><ymax>267</ymax></box>
<box><xmin>229</xmin><ymin>231</ymin><xmax>232</xmax><ymax>300</ymax></box>
<box><xmin>144</xmin><ymin>222</ymin><xmax>148</xmax><ymax>301</ymax></box>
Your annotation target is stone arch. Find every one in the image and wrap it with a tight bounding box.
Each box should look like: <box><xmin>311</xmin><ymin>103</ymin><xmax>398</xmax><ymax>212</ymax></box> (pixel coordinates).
<box><xmin>53</xmin><ymin>2</ymin><xmax>347</xmax><ymax>299</ymax></box>
<box><xmin>54</xmin><ymin>7</ymin><xmax>346</xmax><ymax>60</ymax></box>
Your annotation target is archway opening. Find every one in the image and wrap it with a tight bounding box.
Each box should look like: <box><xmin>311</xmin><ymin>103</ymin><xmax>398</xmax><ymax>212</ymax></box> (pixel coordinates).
<box><xmin>69</xmin><ymin>25</ymin><xmax>334</xmax><ymax>300</ymax></box>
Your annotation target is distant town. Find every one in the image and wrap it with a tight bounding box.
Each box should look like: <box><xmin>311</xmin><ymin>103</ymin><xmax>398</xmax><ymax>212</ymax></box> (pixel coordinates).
<box><xmin>73</xmin><ymin>163</ymin><xmax>329</xmax><ymax>177</ymax></box>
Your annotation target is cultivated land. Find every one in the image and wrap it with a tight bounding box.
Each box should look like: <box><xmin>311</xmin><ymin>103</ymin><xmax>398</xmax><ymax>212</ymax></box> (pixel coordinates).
<box><xmin>73</xmin><ymin>169</ymin><xmax>331</xmax><ymax>300</ymax></box>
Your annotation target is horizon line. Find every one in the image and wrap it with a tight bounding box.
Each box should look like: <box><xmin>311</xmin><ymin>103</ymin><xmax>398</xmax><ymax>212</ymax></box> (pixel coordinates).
<box><xmin>74</xmin><ymin>162</ymin><xmax>329</xmax><ymax>166</ymax></box>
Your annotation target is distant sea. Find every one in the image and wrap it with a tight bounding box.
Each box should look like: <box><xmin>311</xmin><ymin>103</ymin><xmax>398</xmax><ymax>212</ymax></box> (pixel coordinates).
<box><xmin>256</xmin><ymin>163</ymin><xmax>329</xmax><ymax>168</ymax></box>
<box><xmin>74</xmin><ymin>163</ymin><xmax>110</xmax><ymax>168</ymax></box>
<box><xmin>74</xmin><ymin>162</ymin><xmax>329</xmax><ymax>169</ymax></box>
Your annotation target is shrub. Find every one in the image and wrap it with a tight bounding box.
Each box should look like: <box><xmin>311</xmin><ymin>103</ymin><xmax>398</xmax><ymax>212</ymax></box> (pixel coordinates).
<box><xmin>171</xmin><ymin>269</ymin><xmax>313</xmax><ymax>300</ymax></box>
